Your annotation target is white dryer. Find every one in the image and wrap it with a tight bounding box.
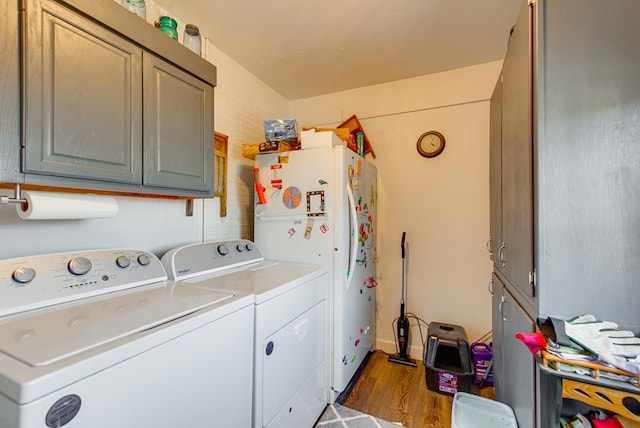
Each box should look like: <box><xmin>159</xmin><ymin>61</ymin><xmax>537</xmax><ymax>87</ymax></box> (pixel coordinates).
<box><xmin>0</xmin><ymin>248</ymin><xmax>254</xmax><ymax>428</ymax></box>
<box><xmin>162</xmin><ymin>239</ymin><xmax>329</xmax><ymax>428</ymax></box>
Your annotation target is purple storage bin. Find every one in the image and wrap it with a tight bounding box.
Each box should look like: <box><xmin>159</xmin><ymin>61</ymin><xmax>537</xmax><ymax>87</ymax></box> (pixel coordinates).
<box><xmin>471</xmin><ymin>342</ymin><xmax>493</xmax><ymax>386</ymax></box>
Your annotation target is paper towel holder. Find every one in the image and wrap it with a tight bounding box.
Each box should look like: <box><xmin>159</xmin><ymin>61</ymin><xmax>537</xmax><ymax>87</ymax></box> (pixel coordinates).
<box><xmin>0</xmin><ymin>183</ymin><xmax>27</xmax><ymax>205</ymax></box>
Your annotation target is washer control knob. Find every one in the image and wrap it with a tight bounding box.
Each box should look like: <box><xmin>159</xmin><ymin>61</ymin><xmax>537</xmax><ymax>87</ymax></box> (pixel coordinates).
<box><xmin>116</xmin><ymin>256</ymin><xmax>131</xmax><ymax>268</ymax></box>
<box><xmin>68</xmin><ymin>257</ymin><xmax>92</xmax><ymax>275</ymax></box>
<box><xmin>217</xmin><ymin>244</ymin><xmax>229</xmax><ymax>256</ymax></box>
<box><xmin>245</xmin><ymin>242</ymin><xmax>254</xmax><ymax>251</ymax></box>
<box><xmin>12</xmin><ymin>267</ymin><xmax>36</xmax><ymax>284</ymax></box>
<box><xmin>236</xmin><ymin>243</ymin><xmax>245</xmax><ymax>252</ymax></box>
<box><xmin>137</xmin><ymin>254</ymin><xmax>151</xmax><ymax>266</ymax></box>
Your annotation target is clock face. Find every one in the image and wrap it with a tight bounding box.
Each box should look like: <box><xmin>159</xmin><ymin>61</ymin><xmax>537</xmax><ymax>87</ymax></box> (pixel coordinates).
<box><xmin>423</xmin><ymin>134</ymin><xmax>440</xmax><ymax>151</ymax></box>
<box><xmin>417</xmin><ymin>131</ymin><xmax>445</xmax><ymax>158</ymax></box>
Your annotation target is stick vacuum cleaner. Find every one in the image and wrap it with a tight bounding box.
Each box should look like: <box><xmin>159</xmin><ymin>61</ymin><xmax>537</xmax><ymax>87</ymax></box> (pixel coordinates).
<box><xmin>388</xmin><ymin>232</ymin><xmax>417</xmax><ymax>367</ymax></box>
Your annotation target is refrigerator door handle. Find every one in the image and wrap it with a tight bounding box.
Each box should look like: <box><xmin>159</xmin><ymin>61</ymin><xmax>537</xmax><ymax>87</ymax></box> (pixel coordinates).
<box><xmin>346</xmin><ymin>183</ymin><xmax>358</xmax><ymax>290</ymax></box>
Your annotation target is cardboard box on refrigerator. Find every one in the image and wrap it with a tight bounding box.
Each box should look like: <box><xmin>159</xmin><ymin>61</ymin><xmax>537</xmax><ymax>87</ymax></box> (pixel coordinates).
<box><xmin>300</xmin><ymin>129</ymin><xmax>347</xmax><ymax>149</ymax></box>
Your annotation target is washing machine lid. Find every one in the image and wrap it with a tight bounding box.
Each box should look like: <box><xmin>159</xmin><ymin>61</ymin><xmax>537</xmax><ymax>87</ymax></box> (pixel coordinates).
<box><xmin>184</xmin><ymin>261</ymin><xmax>325</xmax><ymax>304</ymax></box>
<box><xmin>0</xmin><ymin>283</ymin><xmax>233</xmax><ymax>367</ymax></box>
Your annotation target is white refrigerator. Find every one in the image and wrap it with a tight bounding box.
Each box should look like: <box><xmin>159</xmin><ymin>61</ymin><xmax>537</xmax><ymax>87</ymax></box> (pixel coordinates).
<box><xmin>253</xmin><ymin>130</ymin><xmax>377</xmax><ymax>401</ymax></box>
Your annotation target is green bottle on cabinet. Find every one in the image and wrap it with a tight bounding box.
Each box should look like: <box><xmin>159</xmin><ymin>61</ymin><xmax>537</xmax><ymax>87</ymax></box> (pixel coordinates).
<box><xmin>158</xmin><ymin>16</ymin><xmax>178</xmax><ymax>41</ymax></box>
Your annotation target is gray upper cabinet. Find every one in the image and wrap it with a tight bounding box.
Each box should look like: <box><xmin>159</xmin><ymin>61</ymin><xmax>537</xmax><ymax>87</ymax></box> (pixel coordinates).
<box><xmin>492</xmin><ymin>0</ymin><xmax>640</xmax><ymax>325</ymax></box>
<box><xmin>23</xmin><ymin>0</ymin><xmax>143</xmax><ymax>184</ymax></box>
<box><xmin>488</xmin><ymin>76</ymin><xmax>502</xmax><ymax>267</ymax></box>
<box><xmin>143</xmin><ymin>54</ymin><xmax>213</xmax><ymax>192</ymax></box>
<box><xmin>494</xmin><ymin>0</ymin><xmax>535</xmax><ymax>312</ymax></box>
<box><xmin>534</xmin><ymin>0</ymin><xmax>640</xmax><ymax>326</ymax></box>
<box><xmin>11</xmin><ymin>0</ymin><xmax>217</xmax><ymax>197</ymax></box>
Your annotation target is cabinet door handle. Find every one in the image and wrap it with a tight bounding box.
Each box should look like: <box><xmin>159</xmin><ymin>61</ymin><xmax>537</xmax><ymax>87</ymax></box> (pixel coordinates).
<box><xmin>488</xmin><ymin>279</ymin><xmax>494</xmax><ymax>296</ymax></box>
<box><xmin>499</xmin><ymin>295</ymin><xmax>507</xmax><ymax>321</ymax></box>
<box><xmin>486</xmin><ymin>238</ymin><xmax>493</xmax><ymax>256</ymax></box>
<box><xmin>498</xmin><ymin>242</ymin><xmax>506</xmax><ymax>267</ymax></box>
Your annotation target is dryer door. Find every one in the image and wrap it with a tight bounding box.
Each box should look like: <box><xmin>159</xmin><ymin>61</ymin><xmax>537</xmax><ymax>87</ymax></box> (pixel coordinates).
<box><xmin>261</xmin><ymin>300</ymin><xmax>326</xmax><ymax>426</ymax></box>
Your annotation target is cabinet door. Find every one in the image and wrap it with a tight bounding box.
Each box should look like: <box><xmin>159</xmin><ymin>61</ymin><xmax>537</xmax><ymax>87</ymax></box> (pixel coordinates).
<box><xmin>489</xmin><ymin>75</ymin><xmax>503</xmax><ymax>261</ymax></box>
<box><xmin>143</xmin><ymin>53</ymin><xmax>214</xmax><ymax>194</ymax></box>
<box><xmin>499</xmin><ymin>0</ymin><xmax>535</xmax><ymax>303</ymax></box>
<box><xmin>0</xmin><ymin>0</ymin><xmax>21</xmax><ymax>183</ymax></box>
<box><xmin>23</xmin><ymin>0</ymin><xmax>143</xmax><ymax>183</ymax></box>
<box><xmin>491</xmin><ymin>274</ymin><xmax>505</xmax><ymax>398</ymax></box>
<box><xmin>499</xmin><ymin>284</ymin><xmax>536</xmax><ymax>428</ymax></box>
<box><xmin>535</xmin><ymin>0</ymin><xmax>640</xmax><ymax>327</ymax></box>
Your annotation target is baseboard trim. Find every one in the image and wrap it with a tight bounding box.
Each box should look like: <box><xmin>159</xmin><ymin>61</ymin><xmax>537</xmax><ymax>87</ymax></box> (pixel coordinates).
<box><xmin>376</xmin><ymin>338</ymin><xmax>425</xmax><ymax>361</ymax></box>
<box><xmin>335</xmin><ymin>350</ymin><xmax>374</xmax><ymax>404</ymax></box>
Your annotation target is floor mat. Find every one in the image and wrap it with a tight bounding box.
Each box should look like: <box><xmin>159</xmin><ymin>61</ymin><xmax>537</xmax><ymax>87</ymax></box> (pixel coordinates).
<box><xmin>314</xmin><ymin>403</ymin><xmax>404</xmax><ymax>428</ymax></box>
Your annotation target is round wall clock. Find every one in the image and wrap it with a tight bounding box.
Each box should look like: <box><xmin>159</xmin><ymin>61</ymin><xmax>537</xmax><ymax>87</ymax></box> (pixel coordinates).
<box><xmin>416</xmin><ymin>131</ymin><xmax>446</xmax><ymax>158</ymax></box>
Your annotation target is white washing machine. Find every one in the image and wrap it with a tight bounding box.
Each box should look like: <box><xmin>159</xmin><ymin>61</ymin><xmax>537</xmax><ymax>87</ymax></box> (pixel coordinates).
<box><xmin>0</xmin><ymin>248</ymin><xmax>255</xmax><ymax>428</ymax></box>
<box><xmin>162</xmin><ymin>239</ymin><xmax>329</xmax><ymax>428</ymax></box>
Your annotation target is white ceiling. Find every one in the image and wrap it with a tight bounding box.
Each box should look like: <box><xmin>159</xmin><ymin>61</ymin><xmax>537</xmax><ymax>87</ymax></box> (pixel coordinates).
<box><xmin>154</xmin><ymin>0</ymin><xmax>521</xmax><ymax>100</ymax></box>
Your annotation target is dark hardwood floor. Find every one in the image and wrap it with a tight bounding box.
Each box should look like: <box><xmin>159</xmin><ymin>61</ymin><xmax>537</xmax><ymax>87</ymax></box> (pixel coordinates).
<box><xmin>340</xmin><ymin>349</ymin><xmax>496</xmax><ymax>428</ymax></box>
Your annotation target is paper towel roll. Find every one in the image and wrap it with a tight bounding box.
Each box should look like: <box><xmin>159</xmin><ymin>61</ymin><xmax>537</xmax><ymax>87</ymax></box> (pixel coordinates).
<box><xmin>17</xmin><ymin>191</ymin><xmax>119</xmax><ymax>220</ymax></box>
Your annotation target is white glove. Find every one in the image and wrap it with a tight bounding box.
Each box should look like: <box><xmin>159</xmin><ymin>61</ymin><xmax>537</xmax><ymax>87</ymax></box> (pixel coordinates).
<box><xmin>564</xmin><ymin>314</ymin><xmax>640</xmax><ymax>368</ymax></box>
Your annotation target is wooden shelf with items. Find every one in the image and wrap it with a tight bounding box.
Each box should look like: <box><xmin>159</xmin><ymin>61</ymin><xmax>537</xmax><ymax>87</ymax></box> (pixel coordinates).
<box><xmin>539</xmin><ymin>349</ymin><xmax>640</xmax><ymax>422</ymax></box>
<box><xmin>337</xmin><ymin>115</ymin><xmax>376</xmax><ymax>158</ymax></box>
<box><xmin>240</xmin><ymin>140</ymin><xmax>300</xmax><ymax>160</ymax></box>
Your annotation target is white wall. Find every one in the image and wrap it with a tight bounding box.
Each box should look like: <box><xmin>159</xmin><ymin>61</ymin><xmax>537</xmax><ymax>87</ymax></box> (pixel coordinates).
<box><xmin>0</xmin><ymin>193</ymin><xmax>202</xmax><ymax>258</ymax></box>
<box><xmin>290</xmin><ymin>61</ymin><xmax>501</xmax><ymax>357</ymax></box>
<box><xmin>202</xmin><ymin>41</ymin><xmax>289</xmax><ymax>242</ymax></box>
<box><xmin>0</xmin><ymin>1</ymin><xmax>288</xmax><ymax>260</ymax></box>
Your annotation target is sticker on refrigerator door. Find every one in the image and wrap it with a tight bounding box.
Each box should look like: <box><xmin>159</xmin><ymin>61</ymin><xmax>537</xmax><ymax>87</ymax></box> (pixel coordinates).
<box><xmin>348</xmin><ymin>164</ymin><xmax>354</xmax><ymax>190</ymax></box>
<box><xmin>357</xmin><ymin>197</ymin><xmax>370</xmax><ymax>219</ymax></box>
<box><xmin>288</xmin><ymin>227</ymin><xmax>296</xmax><ymax>239</ymax></box>
<box><xmin>306</xmin><ymin>191</ymin><xmax>325</xmax><ymax>217</ymax></box>
<box><xmin>359</xmin><ymin>223</ymin><xmax>371</xmax><ymax>247</ymax></box>
<box><xmin>282</xmin><ymin>186</ymin><xmax>302</xmax><ymax>209</ymax></box>
<box><xmin>270</xmin><ymin>164</ymin><xmax>283</xmax><ymax>188</ymax></box>
<box><xmin>365</xmin><ymin>276</ymin><xmax>377</xmax><ymax>288</ymax></box>
<box><xmin>319</xmin><ymin>223</ymin><xmax>329</xmax><ymax>233</ymax></box>
<box><xmin>304</xmin><ymin>218</ymin><xmax>314</xmax><ymax>240</ymax></box>
<box><xmin>356</xmin><ymin>252</ymin><xmax>367</xmax><ymax>268</ymax></box>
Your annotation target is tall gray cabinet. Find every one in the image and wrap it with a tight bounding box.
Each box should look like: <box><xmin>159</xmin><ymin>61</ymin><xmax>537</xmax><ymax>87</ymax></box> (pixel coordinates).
<box><xmin>490</xmin><ymin>0</ymin><xmax>640</xmax><ymax>427</ymax></box>
<box><xmin>4</xmin><ymin>0</ymin><xmax>216</xmax><ymax>197</ymax></box>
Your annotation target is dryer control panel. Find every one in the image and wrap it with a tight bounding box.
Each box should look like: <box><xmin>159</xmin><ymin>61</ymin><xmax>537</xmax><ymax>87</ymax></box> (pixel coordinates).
<box><xmin>0</xmin><ymin>249</ymin><xmax>167</xmax><ymax>317</ymax></box>
<box><xmin>161</xmin><ymin>239</ymin><xmax>264</xmax><ymax>281</ymax></box>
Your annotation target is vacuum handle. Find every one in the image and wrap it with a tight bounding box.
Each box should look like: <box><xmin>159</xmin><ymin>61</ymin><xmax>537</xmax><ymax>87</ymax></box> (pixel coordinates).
<box><xmin>401</xmin><ymin>232</ymin><xmax>406</xmax><ymax>259</ymax></box>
